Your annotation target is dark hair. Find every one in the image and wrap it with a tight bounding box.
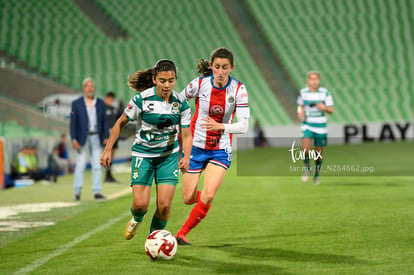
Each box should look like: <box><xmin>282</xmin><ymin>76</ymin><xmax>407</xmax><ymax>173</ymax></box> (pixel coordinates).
<box><xmin>153</xmin><ymin>59</ymin><xmax>177</xmax><ymax>76</ymax></box>
<box><xmin>128</xmin><ymin>59</ymin><xmax>177</xmax><ymax>92</ymax></box>
<box><xmin>105</xmin><ymin>91</ymin><xmax>115</xmax><ymax>98</ymax></box>
<box><xmin>210</xmin><ymin>47</ymin><xmax>234</xmax><ymax>66</ymax></box>
<box><xmin>197</xmin><ymin>47</ymin><xmax>235</xmax><ymax>77</ymax></box>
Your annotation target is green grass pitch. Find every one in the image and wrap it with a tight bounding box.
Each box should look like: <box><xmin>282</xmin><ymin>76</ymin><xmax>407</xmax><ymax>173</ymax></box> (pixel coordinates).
<box><xmin>0</xmin><ymin>141</ymin><xmax>413</xmax><ymax>274</ymax></box>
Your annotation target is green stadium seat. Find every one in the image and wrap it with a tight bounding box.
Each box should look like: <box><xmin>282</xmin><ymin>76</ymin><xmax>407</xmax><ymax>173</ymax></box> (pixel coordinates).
<box><xmin>246</xmin><ymin>0</ymin><xmax>414</xmax><ymax>123</ymax></box>
<box><xmin>0</xmin><ymin>0</ymin><xmax>293</xmax><ymax>126</ymax></box>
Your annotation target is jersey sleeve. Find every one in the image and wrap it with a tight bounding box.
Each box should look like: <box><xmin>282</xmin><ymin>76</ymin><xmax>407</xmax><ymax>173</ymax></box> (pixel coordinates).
<box><xmin>124</xmin><ymin>95</ymin><xmax>142</xmax><ymax>121</ymax></box>
<box><xmin>325</xmin><ymin>91</ymin><xmax>334</xmax><ymax>107</ymax></box>
<box><xmin>235</xmin><ymin>84</ymin><xmax>250</xmax><ymax>118</ymax></box>
<box><xmin>180</xmin><ymin>99</ymin><xmax>191</xmax><ymax>128</ymax></box>
<box><xmin>297</xmin><ymin>92</ymin><xmax>304</xmax><ymax>105</ymax></box>
<box><xmin>181</xmin><ymin>77</ymin><xmax>201</xmax><ymax>99</ymax></box>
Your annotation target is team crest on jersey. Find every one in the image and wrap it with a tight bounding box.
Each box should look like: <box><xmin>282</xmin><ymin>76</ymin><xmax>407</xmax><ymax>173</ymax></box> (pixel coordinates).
<box><xmin>209</xmin><ymin>105</ymin><xmax>224</xmax><ymax>116</ymax></box>
<box><xmin>171</xmin><ymin>102</ymin><xmax>180</xmax><ymax>114</ymax></box>
<box><xmin>228</xmin><ymin>96</ymin><xmax>234</xmax><ymax>103</ymax></box>
<box><xmin>133</xmin><ymin>169</ymin><xmax>139</xmax><ymax>180</ymax></box>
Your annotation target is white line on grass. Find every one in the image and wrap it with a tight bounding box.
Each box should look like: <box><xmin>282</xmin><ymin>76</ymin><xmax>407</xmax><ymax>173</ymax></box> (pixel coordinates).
<box><xmin>14</xmin><ymin>211</ymin><xmax>130</xmax><ymax>275</ymax></box>
<box><xmin>14</xmin><ymin>183</ymin><xmax>181</xmax><ymax>274</ymax></box>
<box><xmin>107</xmin><ymin>187</ymin><xmax>131</xmax><ymax>200</ymax></box>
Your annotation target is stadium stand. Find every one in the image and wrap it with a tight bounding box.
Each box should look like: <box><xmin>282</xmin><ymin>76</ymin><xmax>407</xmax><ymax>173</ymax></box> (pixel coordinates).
<box><xmin>246</xmin><ymin>0</ymin><xmax>414</xmax><ymax>123</ymax></box>
<box><xmin>0</xmin><ymin>96</ymin><xmax>63</xmax><ymax>138</ymax></box>
<box><xmin>0</xmin><ymin>0</ymin><xmax>292</xmax><ymax>126</ymax></box>
<box><xmin>0</xmin><ymin>120</ymin><xmax>58</xmax><ymax>138</ymax></box>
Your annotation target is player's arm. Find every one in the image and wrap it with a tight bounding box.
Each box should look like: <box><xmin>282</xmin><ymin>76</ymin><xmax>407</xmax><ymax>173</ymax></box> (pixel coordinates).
<box><xmin>200</xmin><ymin>115</ymin><xmax>249</xmax><ymax>134</ymax></box>
<box><xmin>317</xmin><ymin>104</ymin><xmax>334</xmax><ymax>114</ymax></box>
<box><xmin>201</xmin><ymin>84</ymin><xmax>250</xmax><ymax>133</ymax></box>
<box><xmin>101</xmin><ymin>114</ymin><xmax>129</xmax><ymax>169</ymax></box>
<box><xmin>178</xmin><ymin>102</ymin><xmax>192</xmax><ymax>173</ymax></box>
<box><xmin>316</xmin><ymin>92</ymin><xmax>334</xmax><ymax>114</ymax></box>
<box><xmin>178</xmin><ymin>127</ymin><xmax>192</xmax><ymax>173</ymax></box>
<box><xmin>297</xmin><ymin>105</ymin><xmax>305</xmax><ymax>120</ymax></box>
<box><xmin>224</xmin><ymin>84</ymin><xmax>250</xmax><ymax>134</ymax></box>
<box><xmin>296</xmin><ymin>92</ymin><xmax>306</xmax><ymax>120</ymax></box>
<box><xmin>180</xmin><ymin>77</ymin><xmax>201</xmax><ymax>100</ymax></box>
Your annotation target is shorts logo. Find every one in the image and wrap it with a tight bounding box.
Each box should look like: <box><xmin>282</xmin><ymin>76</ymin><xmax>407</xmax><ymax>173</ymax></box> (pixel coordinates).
<box><xmin>133</xmin><ymin>169</ymin><xmax>139</xmax><ymax>180</ymax></box>
<box><xmin>209</xmin><ymin>105</ymin><xmax>224</xmax><ymax>116</ymax></box>
<box><xmin>127</xmin><ymin>103</ymin><xmax>132</xmax><ymax>110</ymax></box>
<box><xmin>171</xmin><ymin>102</ymin><xmax>180</xmax><ymax>114</ymax></box>
<box><xmin>228</xmin><ymin>96</ymin><xmax>234</xmax><ymax>103</ymax></box>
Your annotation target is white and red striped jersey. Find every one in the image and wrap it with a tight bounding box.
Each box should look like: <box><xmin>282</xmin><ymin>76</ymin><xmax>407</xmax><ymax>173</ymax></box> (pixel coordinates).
<box><xmin>182</xmin><ymin>75</ymin><xmax>250</xmax><ymax>150</ymax></box>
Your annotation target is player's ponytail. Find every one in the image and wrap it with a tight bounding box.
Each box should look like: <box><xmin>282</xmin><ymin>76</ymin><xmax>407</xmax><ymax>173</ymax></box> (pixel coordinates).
<box><xmin>128</xmin><ymin>68</ymin><xmax>154</xmax><ymax>93</ymax></box>
<box><xmin>128</xmin><ymin>59</ymin><xmax>177</xmax><ymax>93</ymax></box>
<box><xmin>197</xmin><ymin>59</ymin><xmax>212</xmax><ymax>77</ymax></box>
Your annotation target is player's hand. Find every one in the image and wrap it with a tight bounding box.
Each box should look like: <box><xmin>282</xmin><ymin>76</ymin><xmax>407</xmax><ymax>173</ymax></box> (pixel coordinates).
<box><xmin>100</xmin><ymin>149</ymin><xmax>112</xmax><ymax>169</ymax></box>
<box><xmin>72</xmin><ymin>140</ymin><xmax>81</xmax><ymax>150</ymax></box>
<box><xmin>297</xmin><ymin>109</ymin><xmax>305</xmax><ymax>121</ymax></box>
<box><xmin>178</xmin><ymin>156</ymin><xmax>190</xmax><ymax>173</ymax></box>
<box><xmin>201</xmin><ymin>116</ymin><xmax>225</xmax><ymax>131</ymax></box>
<box><xmin>316</xmin><ymin>102</ymin><xmax>327</xmax><ymax>111</ymax></box>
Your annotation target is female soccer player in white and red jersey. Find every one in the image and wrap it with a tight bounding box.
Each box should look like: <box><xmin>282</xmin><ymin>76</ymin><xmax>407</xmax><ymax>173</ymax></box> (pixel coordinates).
<box><xmin>175</xmin><ymin>47</ymin><xmax>250</xmax><ymax>245</ymax></box>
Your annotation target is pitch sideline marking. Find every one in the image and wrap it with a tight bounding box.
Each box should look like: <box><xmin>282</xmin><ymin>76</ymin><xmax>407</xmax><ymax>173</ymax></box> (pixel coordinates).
<box><xmin>14</xmin><ymin>210</ymin><xmax>130</xmax><ymax>275</ymax></box>
<box><xmin>14</xmin><ymin>183</ymin><xmax>178</xmax><ymax>274</ymax></box>
<box><xmin>107</xmin><ymin>187</ymin><xmax>131</xmax><ymax>200</ymax></box>
<box><xmin>14</xmin><ymin>187</ymin><xmax>136</xmax><ymax>275</ymax></box>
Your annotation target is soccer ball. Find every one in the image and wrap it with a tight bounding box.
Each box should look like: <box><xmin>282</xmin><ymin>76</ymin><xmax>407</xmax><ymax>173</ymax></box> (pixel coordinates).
<box><xmin>145</xmin><ymin>230</ymin><xmax>177</xmax><ymax>260</ymax></box>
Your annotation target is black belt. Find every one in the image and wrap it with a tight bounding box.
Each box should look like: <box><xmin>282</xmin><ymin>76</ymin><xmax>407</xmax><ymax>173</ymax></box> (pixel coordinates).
<box><xmin>88</xmin><ymin>132</ymin><xmax>98</xmax><ymax>135</ymax></box>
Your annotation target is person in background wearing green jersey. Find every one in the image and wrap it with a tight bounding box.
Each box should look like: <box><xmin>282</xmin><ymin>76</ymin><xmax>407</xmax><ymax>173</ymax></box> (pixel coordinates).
<box><xmin>297</xmin><ymin>71</ymin><xmax>334</xmax><ymax>184</ymax></box>
<box><xmin>100</xmin><ymin>60</ymin><xmax>192</xmax><ymax>239</ymax></box>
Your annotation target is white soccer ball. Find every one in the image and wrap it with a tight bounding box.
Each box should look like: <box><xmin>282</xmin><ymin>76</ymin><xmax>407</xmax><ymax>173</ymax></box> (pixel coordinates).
<box><xmin>145</xmin><ymin>230</ymin><xmax>177</xmax><ymax>260</ymax></box>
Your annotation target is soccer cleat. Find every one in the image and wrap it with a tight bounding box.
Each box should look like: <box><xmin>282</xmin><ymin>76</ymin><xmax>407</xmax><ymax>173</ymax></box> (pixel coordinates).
<box><xmin>94</xmin><ymin>193</ymin><xmax>107</xmax><ymax>200</ymax></box>
<box><xmin>176</xmin><ymin>235</ymin><xmax>192</xmax><ymax>246</ymax></box>
<box><xmin>124</xmin><ymin>218</ymin><xmax>141</xmax><ymax>240</ymax></box>
<box><xmin>301</xmin><ymin>170</ymin><xmax>310</xmax><ymax>182</ymax></box>
<box><xmin>313</xmin><ymin>177</ymin><xmax>320</xmax><ymax>185</ymax></box>
<box><xmin>104</xmin><ymin>175</ymin><xmax>119</xmax><ymax>183</ymax></box>
<box><xmin>74</xmin><ymin>194</ymin><xmax>81</xmax><ymax>201</ymax></box>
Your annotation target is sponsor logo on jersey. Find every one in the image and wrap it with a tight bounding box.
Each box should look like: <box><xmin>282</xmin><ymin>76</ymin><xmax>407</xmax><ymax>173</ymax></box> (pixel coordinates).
<box><xmin>145</xmin><ymin>103</ymin><xmax>154</xmax><ymax>112</ymax></box>
<box><xmin>209</xmin><ymin>105</ymin><xmax>224</xmax><ymax>116</ymax></box>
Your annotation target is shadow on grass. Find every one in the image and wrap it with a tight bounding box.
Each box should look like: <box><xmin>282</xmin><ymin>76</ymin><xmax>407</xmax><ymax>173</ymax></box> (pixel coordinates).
<box><xmin>145</xmin><ymin>231</ymin><xmax>371</xmax><ymax>274</ymax></box>
<box><xmin>200</xmin><ymin>233</ymin><xmax>370</xmax><ymax>266</ymax></box>
<box><xmin>155</xmin><ymin>254</ymin><xmax>289</xmax><ymax>274</ymax></box>
<box><xmin>331</xmin><ymin>182</ymin><xmax>402</xmax><ymax>187</ymax></box>
<box><xmin>212</xmin><ymin>245</ymin><xmax>367</xmax><ymax>264</ymax></box>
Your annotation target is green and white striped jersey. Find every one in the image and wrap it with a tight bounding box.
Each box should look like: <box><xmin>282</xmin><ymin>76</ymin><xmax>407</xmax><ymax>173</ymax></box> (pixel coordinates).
<box><xmin>297</xmin><ymin>87</ymin><xmax>334</xmax><ymax>134</ymax></box>
<box><xmin>124</xmin><ymin>87</ymin><xmax>191</xmax><ymax>158</ymax></box>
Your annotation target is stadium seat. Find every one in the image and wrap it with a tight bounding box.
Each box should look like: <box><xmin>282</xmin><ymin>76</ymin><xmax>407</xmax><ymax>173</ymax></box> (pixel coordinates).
<box><xmin>246</xmin><ymin>0</ymin><xmax>414</xmax><ymax>123</ymax></box>
<box><xmin>1</xmin><ymin>0</ymin><xmax>292</xmax><ymax>126</ymax></box>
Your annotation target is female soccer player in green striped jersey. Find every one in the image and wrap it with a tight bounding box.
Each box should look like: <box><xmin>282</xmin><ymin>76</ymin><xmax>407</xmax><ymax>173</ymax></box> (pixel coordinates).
<box><xmin>100</xmin><ymin>60</ymin><xmax>192</xmax><ymax>239</ymax></box>
<box><xmin>297</xmin><ymin>72</ymin><xmax>334</xmax><ymax>184</ymax></box>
